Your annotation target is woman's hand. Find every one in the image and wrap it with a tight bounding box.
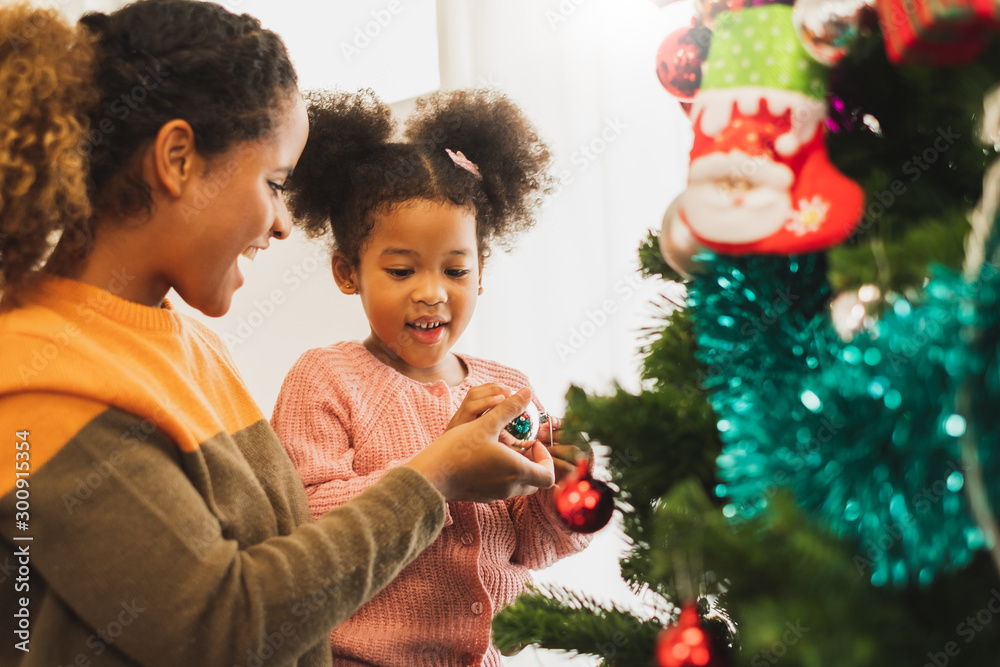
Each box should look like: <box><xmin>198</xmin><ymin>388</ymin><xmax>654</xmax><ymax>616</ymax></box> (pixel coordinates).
<box><xmin>445</xmin><ymin>383</ymin><xmax>511</xmax><ymax>431</ymax></box>
<box><xmin>406</xmin><ymin>388</ymin><xmax>555</xmax><ymax>502</ymax></box>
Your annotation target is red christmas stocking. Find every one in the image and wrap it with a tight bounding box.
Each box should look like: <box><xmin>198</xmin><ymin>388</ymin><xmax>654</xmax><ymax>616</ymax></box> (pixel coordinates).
<box><xmin>674</xmin><ymin>5</ymin><xmax>865</xmax><ymax>256</ymax></box>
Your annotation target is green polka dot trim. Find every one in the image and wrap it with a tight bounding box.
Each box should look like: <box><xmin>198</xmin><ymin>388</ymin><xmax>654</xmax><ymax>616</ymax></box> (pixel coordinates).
<box><xmin>702</xmin><ymin>5</ymin><xmax>828</xmax><ymax>99</ymax></box>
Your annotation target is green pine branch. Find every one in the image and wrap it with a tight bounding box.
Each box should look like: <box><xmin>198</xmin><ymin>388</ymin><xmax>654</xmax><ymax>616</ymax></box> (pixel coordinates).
<box><xmin>639</xmin><ymin>233</ymin><xmax>685</xmax><ymax>283</ymax></box>
<box><xmin>493</xmin><ymin>585</ymin><xmax>665</xmax><ymax>666</ymax></box>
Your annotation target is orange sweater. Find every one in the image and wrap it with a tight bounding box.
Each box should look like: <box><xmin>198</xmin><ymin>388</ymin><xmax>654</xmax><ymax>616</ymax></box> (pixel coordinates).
<box><xmin>0</xmin><ymin>276</ymin><xmax>446</xmax><ymax>667</ymax></box>
<box><xmin>272</xmin><ymin>341</ymin><xmax>592</xmax><ymax>667</ymax></box>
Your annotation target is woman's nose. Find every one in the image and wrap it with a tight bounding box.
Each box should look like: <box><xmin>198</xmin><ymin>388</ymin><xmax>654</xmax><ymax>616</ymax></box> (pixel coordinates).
<box><xmin>271</xmin><ymin>198</ymin><xmax>292</xmax><ymax>240</ymax></box>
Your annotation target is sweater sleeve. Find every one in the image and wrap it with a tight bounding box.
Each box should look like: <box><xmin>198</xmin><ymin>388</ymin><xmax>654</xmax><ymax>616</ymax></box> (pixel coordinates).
<box><xmin>508</xmin><ymin>488</ymin><xmax>594</xmax><ymax>569</ymax></box>
<box><xmin>0</xmin><ymin>394</ymin><xmax>445</xmax><ymax>667</ymax></box>
<box><xmin>272</xmin><ymin>350</ymin><xmax>405</xmax><ymax>522</ymax></box>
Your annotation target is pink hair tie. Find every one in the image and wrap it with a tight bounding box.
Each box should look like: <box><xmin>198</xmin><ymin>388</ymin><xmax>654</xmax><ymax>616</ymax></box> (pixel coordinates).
<box><xmin>445</xmin><ymin>148</ymin><xmax>482</xmax><ymax>180</ymax></box>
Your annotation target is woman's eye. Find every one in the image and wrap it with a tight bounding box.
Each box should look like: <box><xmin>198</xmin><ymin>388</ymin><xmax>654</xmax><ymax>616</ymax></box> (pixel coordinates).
<box><xmin>446</xmin><ymin>269</ymin><xmax>470</xmax><ymax>278</ymax></box>
<box><xmin>268</xmin><ymin>181</ymin><xmax>287</xmax><ymax>195</ymax></box>
<box><xmin>386</xmin><ymin>268</ymin><xmax>413</xmax><ymax>278</ymax></box>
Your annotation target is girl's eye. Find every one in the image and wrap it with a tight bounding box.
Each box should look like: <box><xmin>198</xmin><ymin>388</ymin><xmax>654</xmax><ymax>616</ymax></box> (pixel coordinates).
<box><xmin>268</xmin><ymin>181</ymin><xmax>287</xmax><ymax>195</ymax></box>
<box><xmin>446</xmin><ymin>268</ymin><xmax>470</xmax><ymax>278</ymax></box>
<box><xmin>385</xmin><ymin>268</ymin><xmax>413</xmax><ymax>278</ymax></box>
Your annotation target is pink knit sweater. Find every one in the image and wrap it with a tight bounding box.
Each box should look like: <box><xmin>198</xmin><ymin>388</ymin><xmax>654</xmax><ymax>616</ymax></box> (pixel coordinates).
<box><xmin>272</xmin><ymin>341</ymin><xmax>592</xmax><ymax>667</ymax></box>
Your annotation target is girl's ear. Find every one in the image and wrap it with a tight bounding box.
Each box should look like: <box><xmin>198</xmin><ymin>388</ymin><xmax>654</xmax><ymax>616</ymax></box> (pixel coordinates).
<box><xmin>332</xmin><ymin>253</ymin><xmax>359</xmax><ymax>295</ymax></box>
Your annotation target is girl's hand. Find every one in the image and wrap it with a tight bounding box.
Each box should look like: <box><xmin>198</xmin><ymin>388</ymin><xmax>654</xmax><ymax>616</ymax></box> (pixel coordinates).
<box><xmin>446</xmin><ymin>383</ymin><xmax>512</xmax><ymax>431</ymax></box>
<box><xmin>537</xmin><ymin>416</ymin><xmax>587</xmax><ymax>484</ymax></box>
<box><xmin>406</xmin><ymin>388</ymin><xmax>555</xmax><ymax>502</ymax></box>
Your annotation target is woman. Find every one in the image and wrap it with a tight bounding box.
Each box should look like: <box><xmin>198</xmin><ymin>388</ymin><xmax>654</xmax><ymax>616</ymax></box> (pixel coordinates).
<box><xmin>0</xmin><ymin>2</ymin><xmax>554</xmax><ymax>665</ymax></box>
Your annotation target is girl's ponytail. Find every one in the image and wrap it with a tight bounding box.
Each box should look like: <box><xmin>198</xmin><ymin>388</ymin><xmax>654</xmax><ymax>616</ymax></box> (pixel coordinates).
<box><xmin>404</xmin><ymin>89</ymin><xmax>554</xmax><ymax>253</ymax></box>
<box><xmin>285</xmin><ymin>88</ymin><xmax>397</xmax><ymax>247</ymax></box>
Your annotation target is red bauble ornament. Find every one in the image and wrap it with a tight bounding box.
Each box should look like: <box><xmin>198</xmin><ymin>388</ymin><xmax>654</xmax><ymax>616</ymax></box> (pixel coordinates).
<box><xmin>555</xmin><ymin>459</ymin><xmax>615</xmax><ymax>533</ymax></box>
<box><xmin>655</xmin><ymin>24</ymin><xmax>711</xmax><ymax>102</ymax></box>
<box><xmin>657</xmin><ymin>603</ymin><xmax>717</xmax><ymax>667</ymax></box>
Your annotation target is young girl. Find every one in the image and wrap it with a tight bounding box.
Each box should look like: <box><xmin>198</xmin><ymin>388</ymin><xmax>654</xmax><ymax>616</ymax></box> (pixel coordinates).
<box><xmin>0</xmin><ymin>2</ymin><xmax>554</xmax><ymax>665</ymax></box>
<box><xmin>271</xmin><ymin>89</ymin><xmax>593</xmax><ymax>666</ymax></box>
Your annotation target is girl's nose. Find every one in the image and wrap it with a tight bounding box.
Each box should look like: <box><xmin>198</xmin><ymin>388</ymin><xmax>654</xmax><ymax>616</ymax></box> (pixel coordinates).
<box><xmin>413</xmin><ymin>273</ymin><xmax>447</xmax><ymax>305</ymax></box>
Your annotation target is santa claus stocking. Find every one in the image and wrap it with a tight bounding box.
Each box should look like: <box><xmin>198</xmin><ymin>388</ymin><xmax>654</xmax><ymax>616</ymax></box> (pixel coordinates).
<box><xmin>674</xmin><ymin>4</ymin><xmax>865</xmax><ymax>256</ymax></box>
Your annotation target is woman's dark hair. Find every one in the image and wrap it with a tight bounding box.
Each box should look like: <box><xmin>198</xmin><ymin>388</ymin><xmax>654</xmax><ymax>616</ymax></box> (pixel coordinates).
<box><xmin>79</xmin><ymin>0</ymin><xmax>298</xmax><ymax>220</ymax></box>
<box><xmin>0</xmin><ymin>0</ymin><xmax>298</xmax><ymax>307</ymax></box>
<box><xmin>286</xmin><ymin>88</ymin><xmax>553</xmax><ymax>266</ymax></box>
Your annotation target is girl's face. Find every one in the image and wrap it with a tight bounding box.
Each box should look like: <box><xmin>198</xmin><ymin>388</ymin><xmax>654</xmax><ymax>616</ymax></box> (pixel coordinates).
<box><xmin>166</xmin><ymin>95</ymin><xmax>309</xmax><ymax>317</ymax></box>
<box><xmin>346</xmin><ymin>199</ymin><xmax>482</xmax><ymax>381</ymax></box>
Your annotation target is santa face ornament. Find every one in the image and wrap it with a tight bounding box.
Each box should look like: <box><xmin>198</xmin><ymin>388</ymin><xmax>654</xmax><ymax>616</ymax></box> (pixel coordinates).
<box><xmin>675</xmin><ymin>5</ymin><xmax>865</xmax><ymax>257</ymax></box>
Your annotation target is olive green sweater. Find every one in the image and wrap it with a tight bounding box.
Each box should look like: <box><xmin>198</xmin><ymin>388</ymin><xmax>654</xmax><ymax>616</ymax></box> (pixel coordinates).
<box><xmin>0</xmin><ymin>276</ymin><xmax>446</xmax><ymax>666</ymax></box>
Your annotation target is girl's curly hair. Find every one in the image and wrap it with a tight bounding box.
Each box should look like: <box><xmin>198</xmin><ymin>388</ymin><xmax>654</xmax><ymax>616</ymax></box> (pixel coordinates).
<box><xmin>286</xmin><ymin>88</ymin><xmax>554</xmax><ymax>266</ymax></box>
<box><xmin>0</xmin><ymin>2</ymin><xmax>96</xmax><ymax>307</ymax></box>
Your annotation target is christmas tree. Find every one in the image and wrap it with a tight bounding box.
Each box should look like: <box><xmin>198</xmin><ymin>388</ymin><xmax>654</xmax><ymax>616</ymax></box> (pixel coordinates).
<box><xmin>494</xmin><ymin>3</ymin><xmax>1000</xmax><ymax>665</ymax></box>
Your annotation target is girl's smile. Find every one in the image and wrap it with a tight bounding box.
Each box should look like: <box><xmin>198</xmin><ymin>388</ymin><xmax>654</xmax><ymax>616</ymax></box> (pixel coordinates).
<box><xmin>407</xmin><ymin>316</ymin><xmax>450</xmax><ymax>344</ymax></box>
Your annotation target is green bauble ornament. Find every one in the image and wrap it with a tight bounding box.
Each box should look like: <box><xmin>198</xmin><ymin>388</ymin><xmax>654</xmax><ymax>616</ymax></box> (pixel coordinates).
<box><xmin>504</xmin><ymin>401</ymin><xmax>542</xmax><ymax>441</ymax></box>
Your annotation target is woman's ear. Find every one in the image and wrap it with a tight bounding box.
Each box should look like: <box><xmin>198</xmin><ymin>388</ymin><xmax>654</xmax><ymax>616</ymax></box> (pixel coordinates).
<box><xmin>150</xmin><ymin>119</ymin><xmax>200</xmax><ymax>198</ymax></box>
<box><xmin>478</xmin><ymin>255</ymin><xmax>485</xmax><ymax>295</ymax></box>
<box><xmin>332</xmin><ymin>253</ymin><xmax>359</xmax><ymax>295</ymax></box>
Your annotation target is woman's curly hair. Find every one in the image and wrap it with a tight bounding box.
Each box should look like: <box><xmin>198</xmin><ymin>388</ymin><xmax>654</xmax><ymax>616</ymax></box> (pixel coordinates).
<box><xmin>0</xmin><ymin>2</ymin><xmax>96</xmax><ymax>307</ymax></box>
<box><xmin>286</xmin><ymin>88</ymin><xmax>554</xmax><ymax>266</ymax></box>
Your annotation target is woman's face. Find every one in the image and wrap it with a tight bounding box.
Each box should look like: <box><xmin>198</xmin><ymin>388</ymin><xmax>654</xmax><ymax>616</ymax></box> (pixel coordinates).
<box><xmin>166</xmin><ymin>95</ymin><xmax>309</xmax><ymax>317</ymax></box>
